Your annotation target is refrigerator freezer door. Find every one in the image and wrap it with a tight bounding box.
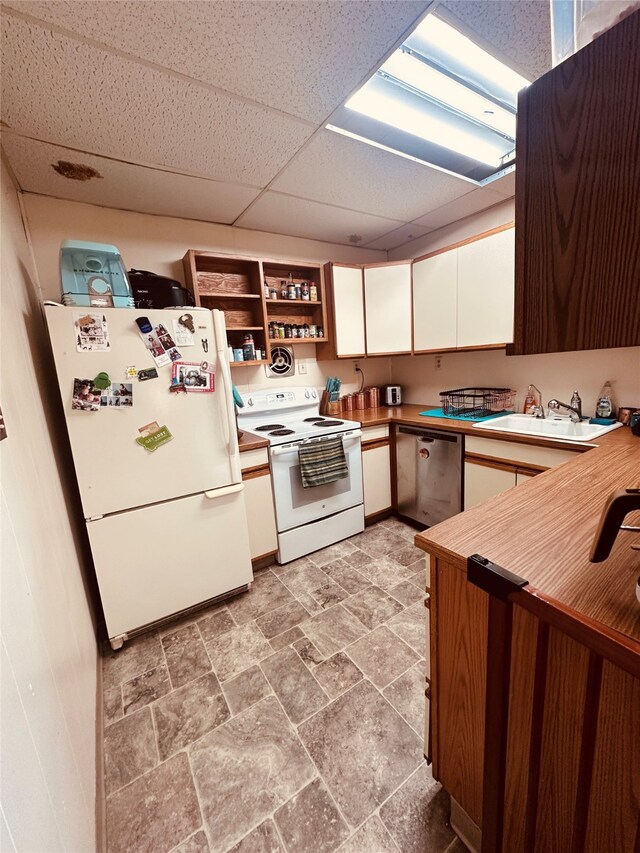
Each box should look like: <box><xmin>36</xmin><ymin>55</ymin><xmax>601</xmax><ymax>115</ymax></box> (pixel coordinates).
<box><xmin>45</xmin><ymin>306</ymin><xmax>238</xmax><ymax>518</ymax></box>
<box><xmin>86</xmin><ymin>486</ymin><xmax>253</xmax><ymax>639</ymax></box>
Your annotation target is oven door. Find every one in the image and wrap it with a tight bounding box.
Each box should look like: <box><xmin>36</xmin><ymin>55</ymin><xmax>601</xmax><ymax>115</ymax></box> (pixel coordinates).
<box><xmin>269</xmin><ymin>430</ymin><xmax>363</xmax><ymax>532</ymax></box>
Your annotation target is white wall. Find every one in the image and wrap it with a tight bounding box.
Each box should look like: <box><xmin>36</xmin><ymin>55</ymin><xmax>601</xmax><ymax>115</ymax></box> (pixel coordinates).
<box><xmin>392</xmin><ymin>347</ymin><xmax>640</xmax><ymax>416</ymax></box>
<box><xmin>22</xmin><ymin>193</ymin><xmax>392</xmax><ymax>396</ymax></box>
<box><xmin>1</xmin><ymin>162</ymin><xmax>97</xmax><ymax>851</ymax></box>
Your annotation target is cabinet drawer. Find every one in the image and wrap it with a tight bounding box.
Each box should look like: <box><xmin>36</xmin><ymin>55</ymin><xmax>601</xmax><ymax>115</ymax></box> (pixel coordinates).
<box><xmin>240</xmin><ymin>447</ymin><xmax>269</xmax><ymax>471</ymax></box>
<box><xmin>362</xmin><ymin>424</ymin><xmax>389</xmax><ymax>444</ymax></box>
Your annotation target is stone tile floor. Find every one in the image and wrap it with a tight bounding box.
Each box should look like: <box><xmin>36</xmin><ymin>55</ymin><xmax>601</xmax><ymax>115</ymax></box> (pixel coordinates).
<box><xmin>101</xmin><ymin>519</ymin><xmax>466</xmax><ymax>853</ymax></box>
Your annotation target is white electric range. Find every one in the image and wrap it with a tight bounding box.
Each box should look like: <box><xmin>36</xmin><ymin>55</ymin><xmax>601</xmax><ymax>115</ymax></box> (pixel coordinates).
<box><xmin>237</xmin><ymin>387</ymin><xmax>365</xmax><ymax>563</ymax></box>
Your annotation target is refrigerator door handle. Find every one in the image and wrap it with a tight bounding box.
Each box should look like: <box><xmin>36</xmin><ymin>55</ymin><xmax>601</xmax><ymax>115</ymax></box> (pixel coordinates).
<box><xmin>204</xmin><ymin>483</ymin><xmax>244</xmax><ymax>500</ymax></box>
<box><xmin>212</xmin><ymin>309</ymin><xmax>241</xmax><ymax>483</ymax></box>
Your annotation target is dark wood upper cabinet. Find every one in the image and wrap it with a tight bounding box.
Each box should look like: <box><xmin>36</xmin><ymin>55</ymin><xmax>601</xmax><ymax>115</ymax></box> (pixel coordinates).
<box><xmin>512</xmin><ymin>10</ymin><xmax>640</xmax><ymax>355</ymax></box>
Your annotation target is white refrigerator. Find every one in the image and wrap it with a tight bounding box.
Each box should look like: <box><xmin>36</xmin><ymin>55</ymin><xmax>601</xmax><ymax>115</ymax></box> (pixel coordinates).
<box><xmin>45</xmin><ymin>305</ymin><xmax>252</xmax><ymax>649</ymax></box>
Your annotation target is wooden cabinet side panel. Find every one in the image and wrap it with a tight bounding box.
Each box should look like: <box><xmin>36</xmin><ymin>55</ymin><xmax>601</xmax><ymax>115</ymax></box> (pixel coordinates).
<box><xmin>534</xmin><ymin>629</ymin><xmax>590</xmax><ymax>852</ymax></box>
<box><xmin>585</xmin><ymin>663</ymin><xmax>640</xmax><ymax>853</ymax></box>
<box><xmin>435</xmin><ymin>560</ymin><xmax>487</xmax><ymax>824</ymax></box>
<box><xmin>514</xmin><ymin>10</ymin><xmax>640</xmax><ymax>354</ymax></box>
<box><xmin>502</xmin><ymin>606</ymin><xmax>539</xmax><ymax>852</ymax></box>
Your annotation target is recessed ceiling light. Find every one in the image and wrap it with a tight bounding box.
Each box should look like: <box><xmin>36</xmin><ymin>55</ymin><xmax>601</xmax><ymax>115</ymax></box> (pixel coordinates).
<box><xmin>328</xmin><ymin>12</ymin><xmax>530</xmax><ymax>183</ymax></box>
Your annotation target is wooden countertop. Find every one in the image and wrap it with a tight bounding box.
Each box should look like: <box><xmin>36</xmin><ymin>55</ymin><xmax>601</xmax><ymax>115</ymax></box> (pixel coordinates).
<box><xmin>415</xmin><ymin>438</ymin><xmax>640</xmax><ymax>645</ymax></box>
<box><xmin>355</xmin><ymin>404</ymin><xmax>640</xmax><ymax>643</ymax></box>
<box><xmin>238</xmin><ymin>431</ymin><xmax>269</xmax><ymax>452</ymax></box>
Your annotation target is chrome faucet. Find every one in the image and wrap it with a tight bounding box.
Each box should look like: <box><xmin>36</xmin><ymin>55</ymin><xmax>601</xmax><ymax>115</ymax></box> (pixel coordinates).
<box><xmin>529</xmin><ymin>384</ymin><xmax>545</xmax><ymax>418</ymax></box>
<box><xmin>548</xmin><ymin>399</ymin><xmax>582</xmax><ymax>423</ymax></box>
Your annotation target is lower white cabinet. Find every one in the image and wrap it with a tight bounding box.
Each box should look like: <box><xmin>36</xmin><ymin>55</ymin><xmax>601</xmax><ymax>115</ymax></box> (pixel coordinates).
<box><xmin>362</xmin><ymin>443</ymin><xmax>392</xmax><ymax>517</ymax></box>
<box><xmin>464</xmin><ymin>461</ymin><xmax>516</xmax><ymax>510</ymax></box>
<box><xmin>242</xmin><ymin>471</ymin><xmax>277</xmax><ymax>560</ymax></box>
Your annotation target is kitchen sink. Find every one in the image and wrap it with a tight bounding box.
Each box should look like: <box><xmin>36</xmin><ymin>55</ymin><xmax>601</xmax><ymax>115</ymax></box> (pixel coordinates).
<box><xmin>474</xmin><ymin>413</ymin><xmax>624</xmax><ymax>442</ymax></box>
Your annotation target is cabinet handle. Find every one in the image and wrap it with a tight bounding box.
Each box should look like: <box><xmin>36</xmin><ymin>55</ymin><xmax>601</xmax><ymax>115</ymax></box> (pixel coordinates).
<box><xmin>424</xmin><ymin>593</ymin><xmax>431</xmax><ymax>610</ymax></box>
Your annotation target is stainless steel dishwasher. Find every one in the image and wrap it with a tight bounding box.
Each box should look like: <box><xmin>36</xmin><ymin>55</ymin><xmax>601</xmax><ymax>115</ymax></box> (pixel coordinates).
<box><xmin>396</xmin><ymin>425</ymin><xmax>463</xmax><ymax>527</ymax></box>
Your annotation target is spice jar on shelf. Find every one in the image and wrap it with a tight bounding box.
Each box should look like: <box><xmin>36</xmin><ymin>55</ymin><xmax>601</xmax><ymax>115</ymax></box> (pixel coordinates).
<box><xmin>242</xmin><ymin>333</ymin><xmax>255</xmax><ymax>362</ymax></box>
<box><xmin>309</xmin><ymin>283</ymin><xmax>318</xmax><ymax>301</ymax></box>
<box><xmin>280</xmin><ymin>281</ymin><xmax>288</xmax><ymax>299</ymax></box>
<box><xmin>301</xmin><ymin>282</ymin><xmax>310</xmax><ymax>301</ymax></box>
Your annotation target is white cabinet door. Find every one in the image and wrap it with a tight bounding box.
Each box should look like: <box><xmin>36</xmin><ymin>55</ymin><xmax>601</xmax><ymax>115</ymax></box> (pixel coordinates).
<box><xmin>364</xmin><ymin>263</ymin><xmax>412</xmax><ymax>355</ymax></box>
<box><xmin>243</xmin><ymin>472</ymin><xmax>277</xmax><ymax>559</ymax></box>
<box><xmin>464</xmin><ymin>461</ymin><xmax>515</xmax><ymax>510</ymax></box>
<box><xmin>413</xmin><ymin>250</ymin><xmax>458</xmax><ymax>352</ymax></box>
<box><xmin>332</xmin><ymin>265</ymin><xmax>365</xmax><ymax>357</ymax></box>
<box><xmin>363</xmin><ymin>444</ymin><xmax>392</xmax><ymax>516</ymax></box>
<box><xmin>456</xmin><ymin>228</ymin><xmax>515</xmax><ymax>348</ymax></box>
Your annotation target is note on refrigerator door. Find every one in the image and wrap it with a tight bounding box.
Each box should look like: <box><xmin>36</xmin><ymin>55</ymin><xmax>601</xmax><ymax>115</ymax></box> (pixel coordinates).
<box><xmin>173</xmin><ymin>316</ymin><xmax>195</xmax><ymax>347</ymax></box>
<box><xmin>74</xmin><ymin>312</ymin><xmax>110</xmax><ymax>352</ymax></box>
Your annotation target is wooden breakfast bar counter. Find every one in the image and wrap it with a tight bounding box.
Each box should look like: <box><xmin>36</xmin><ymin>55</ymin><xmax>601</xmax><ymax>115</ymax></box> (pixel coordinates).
<box><xmin>413</xmin><ymin>431</ymin><xmax>640</xmax><ymax>853</ymax></box>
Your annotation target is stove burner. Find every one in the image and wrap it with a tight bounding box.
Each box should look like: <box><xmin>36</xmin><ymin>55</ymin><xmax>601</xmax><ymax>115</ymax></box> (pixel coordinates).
<box><xmin>269</xmin><ymin>428</ymin><xmax>295</xmax><ymax>436</ymax></box>
<box><xmin>303</xmin><ymin>417</ymin><xmax>326</xmax><ymax>423</ymax></box>
<box><xmin>255</xmin><ymin>423</ymin><xmax>286</xmax><ymax>431</ymax></box>
<box><xmin>316</xmin><ymin>420</ymin><xmax>343</xmax><ymax>427</ymax></box>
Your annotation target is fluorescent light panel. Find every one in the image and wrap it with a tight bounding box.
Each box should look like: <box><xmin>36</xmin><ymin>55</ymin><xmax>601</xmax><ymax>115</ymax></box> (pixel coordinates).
<box><xmin>330</xmin><ymin>12</ymin><xmax>528</xmax><ymax>180</ymax></box>
<box><xmin>345</xmin><ymin>88</ymin><xmax>504</xmax><ymax>167</ymax></box>
<box><xmin>415</xmin><ymin>15</ymin><xmax>529</xmax><ymax>99</ymax></box>
<box><xmin>380</xmin><ymin>51</ymin><xmax>517</xmax><ymax>139</ymax></box>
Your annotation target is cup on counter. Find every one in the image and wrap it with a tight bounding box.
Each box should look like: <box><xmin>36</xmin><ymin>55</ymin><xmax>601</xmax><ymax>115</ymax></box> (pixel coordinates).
<box><xmin>341</xmin><ymin>394</ymin><xmax>354</xmax><ymax>414</ymax></box>
<box><xmin>365</xmin><ymin>387</ymin><xmax>380</xmax><ymax>408</ymax></box>
<box><xmin>353</xmin><ymin>392</ymin><xmax>366</xmax><ymax>410</ymax></box>
<box><xmin>617</xmin><ymin>407</ymin><xmax>637</xmax><ymax>425</ymax></box>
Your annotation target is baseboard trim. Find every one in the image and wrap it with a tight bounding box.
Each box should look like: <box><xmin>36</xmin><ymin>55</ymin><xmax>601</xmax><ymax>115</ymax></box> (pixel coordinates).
<box><xmin>252</xmin><ymin>551</ymin><xmax>278</xmax><ymax>571</ymax></box>
<box><xmin>95</xmin><ymin>645</ymin><xmax>106</xmax><ymax>853</ymax></box>
<box><xmin>365</xmin><ymin>508</ymin><xmax>393</xmax><ymax>526</ymax></box>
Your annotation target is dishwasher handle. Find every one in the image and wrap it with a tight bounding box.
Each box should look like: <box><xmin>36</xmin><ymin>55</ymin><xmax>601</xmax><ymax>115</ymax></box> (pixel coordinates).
<box><xmin>398</xmin><ymin>425</ymin><xmax>461</xmax><ymax>443</ymax></box>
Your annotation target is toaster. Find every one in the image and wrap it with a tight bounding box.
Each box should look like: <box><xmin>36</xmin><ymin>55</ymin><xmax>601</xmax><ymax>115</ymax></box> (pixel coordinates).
<box><xmin>383</xmin><ymin>385</ymin><xmax>402</xmax><ymax>406</ymax></box>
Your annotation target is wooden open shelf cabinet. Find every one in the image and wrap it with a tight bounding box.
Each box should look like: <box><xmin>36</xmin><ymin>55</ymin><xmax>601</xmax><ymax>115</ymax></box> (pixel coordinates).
<box><xmin>182</xmin><ymin>251</ymin><xmax>328</xmax><ymax>365</ymax></box>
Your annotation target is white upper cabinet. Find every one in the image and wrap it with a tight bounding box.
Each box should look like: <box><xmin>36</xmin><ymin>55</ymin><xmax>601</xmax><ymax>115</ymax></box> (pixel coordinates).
<box><xmin>413</xmin><ymin>250</ymin><xmax>458</xmax><ymax>352</ymax></box>
<box><xmin>332</xmin><ymin>265</ymin><xmax>366</xmax><ymax>357</ymax></box>
<box><xmin>456</xmin><ymin>228</ymin><xmax>515</xmax><ymax>348</ymax></box>
<box><xmin>364</xmin><ymin>263</ymin><xmax>412</xmax><ymax>355</ymax></box>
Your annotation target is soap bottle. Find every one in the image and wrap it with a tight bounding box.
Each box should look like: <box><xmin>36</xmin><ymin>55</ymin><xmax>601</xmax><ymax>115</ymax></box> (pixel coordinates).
<box><xmin>523</xmin><ymin>384</ymin><xmax>537</xmax><ymax>415</ymax></box>
<box><xmin>596</xmin><ymin>381</ymin><xmax>614</xmax><ymax>418</ymax></box>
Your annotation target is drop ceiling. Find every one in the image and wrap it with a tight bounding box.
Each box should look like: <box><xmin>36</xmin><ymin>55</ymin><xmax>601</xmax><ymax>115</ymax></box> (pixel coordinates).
<box><xmin>0</xmin><ymin>0</ymin><xmax>550</xmax><ymax>251</ymax></box>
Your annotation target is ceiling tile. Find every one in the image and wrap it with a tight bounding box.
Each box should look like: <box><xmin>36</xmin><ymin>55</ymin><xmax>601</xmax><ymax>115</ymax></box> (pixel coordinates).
<box><xmin>2</xmin><ymin>134</ymin><xmax>260</xmax><ymax>223</ymax></box>
<box><xmin>439</xmin><ymin>0</ymin><xmax>551</xmax><ymax>82</ymax></box>
<box><xmin>0</xmin><ymin>14</ymin><xmax>314</xmax><ymax>186</ymax></box>
<box><xmin>272</xmin><ymin>130</ymin><xmax>473</xmax><ymax>222</ymax></box>
<box><xmin>412</xmin><ymin>186</ymin><xmax>506</xmax><ymax>229</ymax></box>
<box><xmin>362</xmin><ymin>223</ymin><xmax>434</xmax><ymax>251</ymax></box>
<box><xmin>3</xmin><ymin>0</ymin><xmax>430</xmax><ymax>123</ymax></box>
<box><xmin>236</xmin><ymin>192</ymin><xmax>404</xmax><ymax>246</ymax></box>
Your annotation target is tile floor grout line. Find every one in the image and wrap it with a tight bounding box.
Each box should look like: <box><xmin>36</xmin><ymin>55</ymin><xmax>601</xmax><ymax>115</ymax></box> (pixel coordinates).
<box><xmin>184</xmin><ymin>748</ymin><xmax>216</xmax><ymax>853</ymax></box>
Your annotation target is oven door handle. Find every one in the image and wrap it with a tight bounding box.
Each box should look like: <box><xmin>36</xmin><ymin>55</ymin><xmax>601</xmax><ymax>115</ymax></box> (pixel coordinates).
<box><xmin>271</xmin><ymin>429</ymin><xmax>362</xmax><ymax>456</ymax></box>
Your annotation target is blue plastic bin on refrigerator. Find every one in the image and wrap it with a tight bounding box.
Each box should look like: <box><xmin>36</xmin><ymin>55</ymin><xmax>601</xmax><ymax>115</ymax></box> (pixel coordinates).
<box><xmin>60</xmin><ymin>240</ymin><xmax>135</xmax><ymax>308</ymax></box>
